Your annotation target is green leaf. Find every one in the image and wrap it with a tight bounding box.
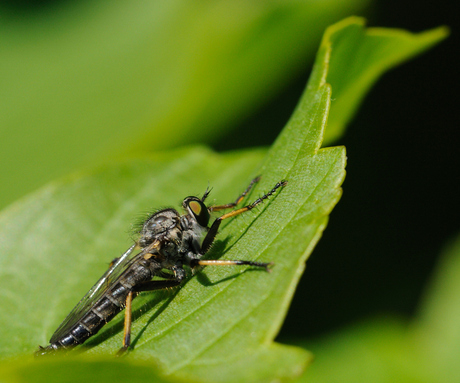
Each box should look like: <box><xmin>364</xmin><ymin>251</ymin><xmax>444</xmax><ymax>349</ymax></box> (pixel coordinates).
<box><xmin>0</xmin><ymin>0</ymin><xmax>369</xmax><ymax>210</ymax></box>
<box><xmin>0</xmin><ymin>357</ymin><xmax>178</xmax><ymax>383</ymax></box>
<box><xmin>0</xmin><ymin>14</ymin><xmax>344</xmax><ymax>380</ymax></box>
<box><xmin>0</xmin><ymin>17</ymin><xmax>445</xmax><ymax>382</ymax></box>
<box><xmin>0</xmin><ymin>115</ymin><xmax>338</xmax><ymax>380</ymax></box>
<box><xmin>322</xmin><ymin>17</ymin><xmax>448</xmax><ymax>145</ymax></box>
<box><xmin>0</xmin><ymin>84</ymin><xmax>341</xmax><ymax>378</ymax></box>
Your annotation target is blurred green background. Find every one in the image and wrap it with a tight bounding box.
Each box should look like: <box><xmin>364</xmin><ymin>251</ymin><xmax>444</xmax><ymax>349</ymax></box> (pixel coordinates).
<box><xmin>0</xmin><ymin>0</ymin><xmax>369</xmax><ymax>210</ymax></box>
<box><xmin>0</xmin><ymin>0</ymin><xmax>458</xmax><ymax>380</ymax></box>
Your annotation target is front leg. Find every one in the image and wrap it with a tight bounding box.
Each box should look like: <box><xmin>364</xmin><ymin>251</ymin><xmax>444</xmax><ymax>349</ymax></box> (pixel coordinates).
<box><xmin>208</xmin><ymin>176</ymin><xmax>261</xmax><ymax>212</ymax></box>
<box><xmin>201</xmin><ymin>180</ymin><xmax>287</xmax><ymax>254</ymax></box>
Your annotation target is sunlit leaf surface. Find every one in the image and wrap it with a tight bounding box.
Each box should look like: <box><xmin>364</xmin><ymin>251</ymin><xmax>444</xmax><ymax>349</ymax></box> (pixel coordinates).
<box><xmin>0</xmin><ymin>17</ymin><xmax>446</xmax><ymax>383</ymax></box>
<box><xmin>0</xmin><ymin>28</ymin><xmax>341</xmax><ymax>382</ymax></box>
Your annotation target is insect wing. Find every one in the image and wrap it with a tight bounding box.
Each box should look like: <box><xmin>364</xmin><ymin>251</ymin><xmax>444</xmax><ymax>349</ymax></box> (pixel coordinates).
<box><xmin>49</xmin><ymin>244</ymin><xmax>138</xmax><ymax>343</ymax></box>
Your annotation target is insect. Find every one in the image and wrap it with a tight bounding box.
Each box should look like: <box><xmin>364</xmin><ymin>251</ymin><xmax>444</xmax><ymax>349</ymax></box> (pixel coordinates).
<box><xmin>36</xmin><ymin>177</ymin><xmax>287</xmax><ymax>356</ymax></box>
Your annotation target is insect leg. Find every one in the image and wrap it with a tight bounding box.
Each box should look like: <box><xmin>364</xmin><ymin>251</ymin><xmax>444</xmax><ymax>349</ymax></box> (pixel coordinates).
<box><xmin>119</xmin><ymin>291</ymin><xmax>134</xmax><ymax>354</ymax></box>
<box><xmin>209</xmin><ymin>176</ymin><xmax>261</xmax><ymax>212</ymax></box>
<box><xmin>200</xmin><ymin>179</ymin><xmax>287</xmax><ymax>255</ymax></box>
<box><xmin>117</xmin><ymin>275</ymin><xmax>184</xmax><ymax>355</ymax></box>
<box><xmin>193</xmin><ymin>259</ymin><xmax>273</xmax><ymax>272</ymax></box>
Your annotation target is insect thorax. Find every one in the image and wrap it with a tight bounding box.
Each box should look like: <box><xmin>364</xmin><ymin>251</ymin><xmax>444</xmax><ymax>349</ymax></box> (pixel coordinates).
<box><xmin>137</xmin><ymin>208</ymin><xmax>180</xmax><ymax>248</ymax></box>
<box><xmin>137</xmin><ymin>208</ymin><xmax>206</xmax><ymax>266</ymax></box>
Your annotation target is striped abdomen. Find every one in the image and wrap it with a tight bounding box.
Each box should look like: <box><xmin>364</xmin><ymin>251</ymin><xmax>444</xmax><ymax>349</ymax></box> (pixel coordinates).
<box><xmin>40</xmin><ymin>259</ymin><xmax>154</xmax><ymax>354</ymax></box>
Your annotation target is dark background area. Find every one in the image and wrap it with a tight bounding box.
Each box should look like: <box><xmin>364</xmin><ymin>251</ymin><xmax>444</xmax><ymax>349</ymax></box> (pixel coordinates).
<box><xmin>1</xmin><ymin>0</ymin><xmax>457</xmax><ymax>340</ymax></box>
<box><xmin>285</xmin><ymin>0</ymin><xmax>459</xmax><ymax>338</ymax></box>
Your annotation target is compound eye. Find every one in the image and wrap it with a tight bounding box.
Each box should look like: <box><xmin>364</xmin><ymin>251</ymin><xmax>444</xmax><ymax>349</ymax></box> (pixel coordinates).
<box><xmin>186</xmin><ymin>198</ymin><xmax>210</xmax><ymax>227</ymax></box>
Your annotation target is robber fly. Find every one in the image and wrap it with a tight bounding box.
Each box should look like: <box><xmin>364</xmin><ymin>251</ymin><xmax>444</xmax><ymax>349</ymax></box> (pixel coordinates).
<box><xmin>36</xmin><ymin>177</ymin><xmax>286</xmax><ymax>356</ymax></box>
